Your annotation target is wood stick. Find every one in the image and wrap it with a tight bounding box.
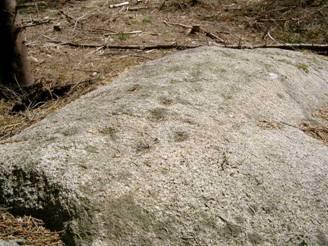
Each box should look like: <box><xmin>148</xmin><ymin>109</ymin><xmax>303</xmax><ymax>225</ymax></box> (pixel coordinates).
<box><xmin>41</xmin><ymin>37</ymin><xmax>328</xmax><ymax>53</ymax></box>
<box><xmin>224</xmin><ymin>43</ymin><xmax>328</xmax><ymax>53</ymax></box>
<box><xmin>17</xmin><ymin>1</ymin><xmax>47</xmax><ymax>9</ymax></box>
<box><xmin>205</xmin><ymin>32</ymin><xmax>225</xmax><ymax>44</ymax></box>
<box><xmin>164</xmin><ymin>21</ymin><xmax>226</xmax><ymax>44</ymax></box>
<box><xmin>21</xmin><ymin>19</ymin><xmax>52</xmax><ymax>28</ymax></box>
<box><xmin>127</xmin><ymin>6</ymin><xmax>149</xmax><ymax>11</ymax></box>
<box><xmin>44</xmin><ymin>40</ymin><xmax>201</xmax><ymax>50</ymax></box>
<box><xmin>109</xmin><ymin>1</ymin><xmax>129</xmax><ymax>8</ymax></box>
<box><xmin>106</xmin><ymin>30</ymin><xmax>143</xmax><ymax>35</ymax></box>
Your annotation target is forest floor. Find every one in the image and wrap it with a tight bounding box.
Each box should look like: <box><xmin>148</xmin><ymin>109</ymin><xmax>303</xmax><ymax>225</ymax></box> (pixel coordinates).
<box><xmin>0</xmin><ymin>0</ymin><xmax>327</xmax><ymax>245</ymax></box>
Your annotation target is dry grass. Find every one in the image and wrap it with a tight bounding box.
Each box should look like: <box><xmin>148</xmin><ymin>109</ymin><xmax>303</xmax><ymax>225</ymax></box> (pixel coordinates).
<box><xmin>300</xmin><ymin>106</ymin><xmax>328</xmax><ymax>144</ymax></box>
<box><xmin>233</xmin><ymin>0</ymin><xmax>328</xmax><ymax>43</ymax></box>
<box><xmin>313</xmin><ymin>106</ymin><xmax>328</xmax><ymax>121</ymax></box>
<box><xmin>0</xmin><ymin>209</ymin><xmax>62</xmax><ymax>245</ymax></box>
<box><xmin>0</xmin><ymin>79</ymin><xmax>97</xmax><ymax>140</ymax></box>
<box><xmin>301</xmin><ymin>123</ymin><xmax>328</xmax><ymax>143</ymax></box>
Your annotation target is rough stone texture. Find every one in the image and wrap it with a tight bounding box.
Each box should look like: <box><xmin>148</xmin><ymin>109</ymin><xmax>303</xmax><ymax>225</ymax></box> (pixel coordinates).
<box><xmin>0</xmin><ymin>47</ymin><xmax>328</xmax><ymax>245</ymax></box>
<box><xmin>0</xmin><ymin>240</ymin><xmax>20</xmax><ymax>246</ymax></box>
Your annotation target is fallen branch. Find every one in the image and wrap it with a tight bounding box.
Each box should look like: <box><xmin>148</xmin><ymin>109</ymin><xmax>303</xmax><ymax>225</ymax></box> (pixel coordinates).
<box><xmin>109</xmin><ymin>1</ymin><xmax>129</xmax><ymax>8</ymax></box>
<box><xmin>224</xmin><ymin>43</ymin><xmax>328</xmax><ymax>53</ymax></box>
<box><xmin>17</xmin><ymin>1</ymin><xmax>47</xmax><ymax>9</ymax></box>
<box><xmin>21</xmin><ymin>19</ymin><xmax>53</xmax><ymax>28</ymax></box>
<box><xmin>40</xmin><ymin>37</ymin><xmax>328</xmax><ymax>54</ymax></box>
<box><xmin>127</xmin><ymin>6</ymin><xmax>149</xmax><ymax>11</ymax></box>
<box><xmin>163</xmin><ymin>21</ymin><xmax>190</xmax><ymax>29</ymax></box>
<box><xmin>164</xmin><ymin>21</ymin><xmax>226</xmax><ymax>44</ymax></box>
<box><xmin>205</xmin><ymin>31</ymin><xmax>225</xmax><ymax>44</ymax></box>
<box><xmin>44</xmin><ymin>40</ymin><xmax>202</xmax><ymax>50</ymax></box>
<box><xmin>106</xmin><ymin>30</ymin><xmax>143</xmax><ymax>35</ymax></box>
<box><xmin>59</xmin><ymin>10</ymin><xmax>76</xmax><ymax>24</ymax></box>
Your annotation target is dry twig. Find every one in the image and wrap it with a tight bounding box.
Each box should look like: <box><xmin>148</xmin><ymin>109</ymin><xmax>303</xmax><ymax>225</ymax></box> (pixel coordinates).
<box><xmin>21</xmin><ymin>19</ymin><xmax>53</xmax><ymax>28</ymax></box>
<box><xmin>0</xmin><ymin>210</ymin><xmax>62</xmax><ymax>246</ymax></box>
<box><xmin>44</xmin><ymin>40</ymin><xmax>201</xmax><ymax>50</ymax></box>
<box><xmin>17</xmin><ymin>1</ymin><xmax>47</xmax><ymax>9</ymax></box>
<box><xmin>164</xmin><ymin>21</ymin><xmax>226</xmax><ymax>44</ymax></box>
<box><xmin>224</xmin><ymin>43</ymin><xmax>328</xmax><ymax>53</ymax></box>
<box><xmin>109</xmin><ymin>1</ymin><xmax>129</xmax><ymax>8</ymax></box>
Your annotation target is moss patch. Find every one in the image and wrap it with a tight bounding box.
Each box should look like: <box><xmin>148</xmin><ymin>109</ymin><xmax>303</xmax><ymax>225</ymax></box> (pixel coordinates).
<box><xmin>101</xmin><ymin>194</ymin><xmax>177</xmax><ymax>243</ymax></box>
<box><xmin>296</xmin><ymin>63</ymin><xmax>310</xmax><ymax>73</ymax></box>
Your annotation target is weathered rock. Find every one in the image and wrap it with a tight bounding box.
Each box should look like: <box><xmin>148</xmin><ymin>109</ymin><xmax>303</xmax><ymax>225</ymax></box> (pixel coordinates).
<box><xmin>0</xmin><ymin>47</ymin><xmax>327</xmax><ymax>245</ymax></box>
<box><xmin>0</xmin><ymin>240</ymin><xmax>21</xmax><ymax>246</ymax></box>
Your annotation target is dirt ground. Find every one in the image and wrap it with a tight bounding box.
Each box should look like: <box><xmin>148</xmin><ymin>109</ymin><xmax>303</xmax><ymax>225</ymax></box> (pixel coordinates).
<box><xmin>1</xmin><ymin>0</ymin><xmax>327</xmax><ymax>140</ymax></box>
<box><xmin>0</xmin><ymin>0</ymin><xmax>327</xmax><ymax>244</ymax></box>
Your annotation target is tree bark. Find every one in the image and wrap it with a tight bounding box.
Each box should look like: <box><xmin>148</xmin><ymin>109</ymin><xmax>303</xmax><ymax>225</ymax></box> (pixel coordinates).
<box><xmin>0</xmin><ymin>0</ymin><xmax>33</xmax><ymax>88</ymax></box>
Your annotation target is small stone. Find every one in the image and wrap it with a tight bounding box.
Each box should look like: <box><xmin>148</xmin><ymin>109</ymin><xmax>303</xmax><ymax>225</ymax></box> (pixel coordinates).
<box><xmin>53</xmin><ymin>23</ymin><xmax>62</xmax><ymax>32</ymax></box>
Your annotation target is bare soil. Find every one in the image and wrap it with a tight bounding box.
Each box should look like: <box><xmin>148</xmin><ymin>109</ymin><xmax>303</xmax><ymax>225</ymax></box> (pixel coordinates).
<box><xmin>0</xmin><ymin>0</ymin><xmax>327</xmax><ymax>244</ymax></box>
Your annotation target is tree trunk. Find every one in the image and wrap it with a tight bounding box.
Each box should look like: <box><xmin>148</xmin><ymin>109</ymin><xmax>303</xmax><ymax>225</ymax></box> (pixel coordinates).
<box><xmin>0</xmin><ymin>0</ymin><xmax>33</xmax><ymax>88</ymax></box>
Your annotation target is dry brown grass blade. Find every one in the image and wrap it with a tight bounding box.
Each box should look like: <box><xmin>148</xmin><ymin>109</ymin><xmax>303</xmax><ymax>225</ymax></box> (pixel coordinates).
<box><xmin>0</xmin><ymin>209</ymin><xmax>62</xmax><ymax>245</ymax></box>
<box><xmin>300</xmin><ymin>106</ymin><xmax>328</xmax><ymax>144</ymax></box>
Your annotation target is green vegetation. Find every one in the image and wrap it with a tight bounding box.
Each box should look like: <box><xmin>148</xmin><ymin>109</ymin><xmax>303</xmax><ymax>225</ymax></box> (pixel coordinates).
<box><xmin>142</xmin><ymin>16</ymin><xmax>152</xmax><ymax>24</ymax></box>
<box><xmin>296</xmin><ymin>63</ymin><xmax>310</xmax><ymax>73</ymax></box>
<box><xmin>116</xmin><ymin>32</ymin><xmax>130</xmax><ymax>41</ymax></box>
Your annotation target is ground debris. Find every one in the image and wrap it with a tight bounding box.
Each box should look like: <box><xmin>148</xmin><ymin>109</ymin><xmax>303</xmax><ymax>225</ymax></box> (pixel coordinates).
<box><xmin>0</xmin><ymin>209</ymin><xmax>62</xmax><ymax>246</ymax></box>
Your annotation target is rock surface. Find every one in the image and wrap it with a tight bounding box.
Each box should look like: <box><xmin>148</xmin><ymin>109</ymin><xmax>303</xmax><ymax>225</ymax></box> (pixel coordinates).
<box><xmin>0</xmin><ymin>47</ymin><xmax>328</xmax><ymax>245</ymax></box>
<box><xmin>0</xmin><ymin>240</ymin><xmax>21</xmax><ymax>246</ymax></box>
